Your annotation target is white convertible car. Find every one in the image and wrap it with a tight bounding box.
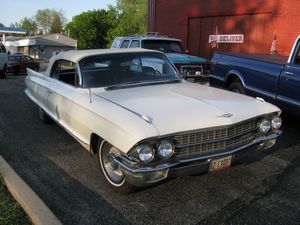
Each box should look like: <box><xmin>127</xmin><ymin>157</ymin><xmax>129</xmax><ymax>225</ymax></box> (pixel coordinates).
<box><xmin>25</xmin><ymin>49</ymin><xmax>282</xmax><ymax>192</ymax></box>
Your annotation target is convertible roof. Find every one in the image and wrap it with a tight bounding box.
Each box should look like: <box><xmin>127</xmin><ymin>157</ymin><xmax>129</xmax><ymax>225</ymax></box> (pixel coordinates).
<box><xmin>45</xmin><ymin>48</ymin><xmax>163</xmax><ymax>76</ymax></box>
<box><xmin>52</xmin><ymin>48</ymin><xmax>161</xmax><ymax>63</ymax></box>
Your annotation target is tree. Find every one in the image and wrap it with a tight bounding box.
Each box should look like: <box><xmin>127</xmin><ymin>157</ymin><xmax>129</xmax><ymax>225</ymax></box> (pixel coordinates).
<box><xmin>106</xmin><ymin>0</ymin><xmax>148</xmax><ymax>46</ymax></box>
<box><xmin>66</xmin><ymin>9</ymin><xmax>115</xmax><ymax>49</ymax></box>
<box><xmin>10</xmin><ymin>22</ymin><xmax>22</xmax><ymax>29</ymax></box>
<box><xmin>35</xmin><ymin>9</ymin><xmax>66</xmax><ymax>34</ymax></box>
<box><xmin>0</xmin><ymin>22</ymin><xmax>4</xmax><ymax>27</ymax></box>
<box><xmin>20</xmin><ymin>17</ymin><xmax>38</xmax><ymax>36</ymax></box>
<box><xmin>49</xmin><ymin>13</ymin><xmax>63</xmax><ymax>33</ymax></box>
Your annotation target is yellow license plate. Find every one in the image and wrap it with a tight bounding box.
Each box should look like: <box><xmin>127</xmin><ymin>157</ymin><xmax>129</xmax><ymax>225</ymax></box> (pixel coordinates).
<box><xmin>209</xmin><ymin>155</ymin><xmax>232</xmax><ymax>173</ymax></box>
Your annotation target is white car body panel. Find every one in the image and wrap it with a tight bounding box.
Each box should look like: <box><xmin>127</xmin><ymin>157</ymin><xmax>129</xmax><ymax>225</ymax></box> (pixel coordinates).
<box><xmin>25</xmin><ymin>49</ymin><xmax>281</xmax><ymax>154</ymax></box>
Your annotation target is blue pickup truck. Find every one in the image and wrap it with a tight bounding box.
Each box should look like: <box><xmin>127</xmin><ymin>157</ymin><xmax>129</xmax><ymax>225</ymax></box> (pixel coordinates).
<box><xmin>210</xmin><ymin>36</ymin><xmax>300</xmax><ymax>115</ymax></box>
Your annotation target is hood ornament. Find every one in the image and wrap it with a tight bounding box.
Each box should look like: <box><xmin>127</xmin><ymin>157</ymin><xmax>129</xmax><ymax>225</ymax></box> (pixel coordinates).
<box><xmin>217</xmin><ymin>113</ymin><xmax>233</xmax><ymax>118</ymax></box>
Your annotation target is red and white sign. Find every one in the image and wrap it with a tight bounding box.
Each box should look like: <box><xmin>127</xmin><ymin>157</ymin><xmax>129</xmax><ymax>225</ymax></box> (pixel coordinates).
<box><xmin>209</xmin><ymin>34</ymin><xmax>244</xmax><ymax>44</ymax></box>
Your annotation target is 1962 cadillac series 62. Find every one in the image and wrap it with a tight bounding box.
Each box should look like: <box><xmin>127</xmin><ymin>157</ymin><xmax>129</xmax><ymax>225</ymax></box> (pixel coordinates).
<box><xmin>25</xmin><ymin>48</ymin><xmax>282</xmax><ymax>193</ymax></box>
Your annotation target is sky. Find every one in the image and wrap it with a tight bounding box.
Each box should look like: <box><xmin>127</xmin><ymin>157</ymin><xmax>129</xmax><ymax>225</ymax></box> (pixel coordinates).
<box><xmin>0</xmin><ymin>0</ymin><xmax>116</xmax><ymax>26</ymax></box>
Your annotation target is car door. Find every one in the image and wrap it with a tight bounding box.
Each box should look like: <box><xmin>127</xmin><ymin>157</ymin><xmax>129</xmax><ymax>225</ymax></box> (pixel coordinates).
<box><xmin>277</xmin><ymin>40</ymin><xmax>300</xmax><ymax>113</ymax></box>
<box><xmin>19</xmin><ymin>56</ymin><xmax>28</xmax><ymax>73</ymax></box>
<box><xmin>25</xmin><ymin>56</ymin><xmax>36</xmax><ymax>70</ymax></box>
<box><xmin>48</xmin><ymin>60</ymin><xmax>79</xmax><ymax>131</ymax></box>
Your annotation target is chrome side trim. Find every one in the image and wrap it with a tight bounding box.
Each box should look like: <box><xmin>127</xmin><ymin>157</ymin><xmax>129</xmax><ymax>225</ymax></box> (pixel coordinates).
<box><xmin>113</xmin><ymin>131</ymin><xmax>281</xmax><ymax>173</ymax></box>
<box><xmin>277</xmin><ymin>95</ymin><xmax>300</xmax><ymax>107</ymax></box>
<box><xmin>93</xmin><ymin>93</ymin><xmax>154</xmax><ymax>125</ymax></box>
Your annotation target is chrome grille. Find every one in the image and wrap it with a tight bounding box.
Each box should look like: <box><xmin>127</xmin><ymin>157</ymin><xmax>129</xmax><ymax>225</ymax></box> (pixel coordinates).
<box><xmin>174</xmin><ymin>119</ymin><xmax>258</xmax><ymax>159</ymax></box>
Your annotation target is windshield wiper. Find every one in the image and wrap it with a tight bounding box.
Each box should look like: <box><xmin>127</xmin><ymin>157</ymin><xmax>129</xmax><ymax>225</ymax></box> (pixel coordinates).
<box><xmin>105</xmin><ymin>79</ymin><xmax>181</xmax><ymax>90</ymax></box>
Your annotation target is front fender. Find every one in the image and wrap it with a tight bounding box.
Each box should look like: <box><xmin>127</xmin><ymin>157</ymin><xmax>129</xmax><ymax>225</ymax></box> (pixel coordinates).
<box><xmin>225</xmin><ymin>70</ymin><xmax>246</xmax><ymax>87</ymax></box>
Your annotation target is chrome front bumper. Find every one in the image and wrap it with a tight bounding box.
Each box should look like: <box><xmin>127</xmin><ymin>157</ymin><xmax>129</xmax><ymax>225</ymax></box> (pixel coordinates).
<box><xmin>112</xmin><ymin>131</ymin><xmax>282</xmax><ymax>187</ymax></box>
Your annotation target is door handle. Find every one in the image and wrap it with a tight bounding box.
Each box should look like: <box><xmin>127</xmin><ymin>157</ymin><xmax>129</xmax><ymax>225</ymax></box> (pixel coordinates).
<box><xmin>284</xmin><ymin>71</ymin><xmax>295</xmax><ymax>76</ymax></box>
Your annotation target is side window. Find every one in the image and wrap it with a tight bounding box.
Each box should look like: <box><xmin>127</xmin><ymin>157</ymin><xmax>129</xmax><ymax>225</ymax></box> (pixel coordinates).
<box><xmin>26</xmin><ymin>56</ymin><xmax>33</xmax><ymax>62</ymax></box>
<box><xmin>111</xmin><ymin>38</ymin><xmax>121</xmax><ymax>48</ymax></box>
<box><xmin>20</xmin><ymin>56</ymin><xmax>26</xmax><ymax>62</ymax></box>
<box><xmin>129</xmin><ymin>40</ymin><xmax>140</xmax><ymax>48</ymax></box>
<box><xmin>50</xmin><ymin>60</ymin><xmax>78</xmax><ymax>86</ymax></box>
<box><xmin>294</xmin><ymin>42</ymin><xmax>300</xmax><ymax>65</ymax></box>
<box><xmin>50</xmin><ymin>61</ymin><xmax>60</xmax><ymax>79</ymax></box>
<box><xmin>120</xmin><ymin>40</ymin><xmax>130</xmax><ymax>48</ymax></box>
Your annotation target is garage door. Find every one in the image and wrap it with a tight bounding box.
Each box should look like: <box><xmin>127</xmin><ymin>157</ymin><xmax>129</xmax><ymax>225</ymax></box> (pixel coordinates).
<box><xmin>188</xmin><ymin>14</ymin><xmax>273</xmax><ymax>58</ymax></box>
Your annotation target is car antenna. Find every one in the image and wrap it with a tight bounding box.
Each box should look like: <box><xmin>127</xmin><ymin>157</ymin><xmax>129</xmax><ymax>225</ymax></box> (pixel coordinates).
<box><xmin>88</xmin><ymin>88</ymin><xmax>92</xmax><ymax>103</ymax></box>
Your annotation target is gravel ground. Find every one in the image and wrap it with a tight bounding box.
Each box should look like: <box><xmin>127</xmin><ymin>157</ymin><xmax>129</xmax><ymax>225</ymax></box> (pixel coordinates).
<box><xmin>0</xmin><ymin>76</ymin><xmax>299</xmax><ymax>225</ymax></box>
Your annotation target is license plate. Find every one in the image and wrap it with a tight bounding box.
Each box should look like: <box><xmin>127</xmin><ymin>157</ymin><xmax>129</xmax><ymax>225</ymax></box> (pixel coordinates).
<box><xmin>209</xmin><ymin>155</ymin><xmax>232</xmax><ymax>173</ymax></box>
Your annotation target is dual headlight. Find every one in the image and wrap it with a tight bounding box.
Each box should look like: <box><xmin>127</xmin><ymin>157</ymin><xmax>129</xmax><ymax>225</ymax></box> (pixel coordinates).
<box><xmin>258</xmin><ymin>115</ymin><xmax>282</xmax><ymax>134</ymax></box>
<box><xmin>135</xmin><ymin>140</ymin><xmax>175</xmax><ymax>163</ymax></box>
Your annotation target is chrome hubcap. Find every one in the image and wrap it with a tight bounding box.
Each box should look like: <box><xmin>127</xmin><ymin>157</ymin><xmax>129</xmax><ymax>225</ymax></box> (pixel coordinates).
<box><xmin>101</xmin><ymin>146</ymin><xmax>125</xmax><ymax>185</ymax></box>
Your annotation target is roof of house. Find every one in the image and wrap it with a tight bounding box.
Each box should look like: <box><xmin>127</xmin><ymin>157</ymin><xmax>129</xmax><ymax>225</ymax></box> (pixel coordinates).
<box><xmin>4</xmin><ymin>33</ymin><xmax>77</xmax><ymax>47</ymax></box>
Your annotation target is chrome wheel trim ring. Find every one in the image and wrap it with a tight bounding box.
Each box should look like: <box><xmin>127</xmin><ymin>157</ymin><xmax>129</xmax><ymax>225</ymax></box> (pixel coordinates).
<box><xmin>99</xmin><ymin>141</ymin><xmax>125</xmax><ymax>187</ymax></box>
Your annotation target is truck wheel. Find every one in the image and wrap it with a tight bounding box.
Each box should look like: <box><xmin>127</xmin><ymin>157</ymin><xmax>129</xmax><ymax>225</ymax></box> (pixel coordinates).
<box><xmin>38</xmin><ymin>107</ymin><xmax>52</xmax><ymax>123</ymax></box>
<box><xmin>0</xmin><ymin>66</ymin><xmax>7</xmax><ymax>78</ymax></box>
<box><xmin>13</xmin><ymin>67</ymin><xmax>20</xmax><ymax>75</ymax></box>
<box><xmin>229</xmin><ymin>81</ymin><xmax>245</xmax><ymax>94</ymax></box>
<box><xmin>98</xmin><ymin>141</ymin><xmax>136</xmax><ymax>193</ymax></box>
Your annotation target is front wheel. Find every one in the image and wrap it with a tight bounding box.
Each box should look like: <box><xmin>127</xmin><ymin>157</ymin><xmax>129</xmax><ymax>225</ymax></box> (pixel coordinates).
<box><xmin>0</xmin><ymin>67</ymin><xmax>7</xmax><ymax>78</ymax></box>
<box><xmin>228</xmin><ymin>81</ymin><xmax>245</xmax><ymax>94</ymax></box>
<box><xmin>13</xmin><ymin>67</ymin><xmax>20</xmax><ymax>75</ymax></box>
<box><xmin>98</xmin><ymin>141</ymin><xmax>136</xmax><ymax>193</ymax></box>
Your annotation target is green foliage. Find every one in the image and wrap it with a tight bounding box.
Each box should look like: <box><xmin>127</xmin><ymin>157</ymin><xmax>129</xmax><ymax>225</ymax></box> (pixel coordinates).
<box><xmin>20</xmin><ymin>17</ymin><xmax>38</xmax><ymax>36</ymax></box>
<box><xmin>0</xmin><ymin>23</ymin><xmax>4</xmax><ymax>27</ymax></box>
<box><xmin>106</xmin><ymin>0</ymin><xmax>148</xmax><ymax>47</ymax></box>
<box><xmin>66</xmin><ymin>9</ymin><xmax>115</xmax><ymax>49</ymax></box>
<box><xmin>35</xmin><ymin>8</ymin><xmax>66</xmax><ymax>34</ymax></box>
<box><xmin>49</xmin><ymin>14</ymin><xmax>63</xmax><ymax>34</ymax></box>
<box><xmin>0</xmin><ymin>177</ymin><xmax>32</xmax><ymax>225</ymax></box>
<box><xmin>10</xmin><ymin>22</ymin><xmax>21</xmax><ymax>29</ymax></box>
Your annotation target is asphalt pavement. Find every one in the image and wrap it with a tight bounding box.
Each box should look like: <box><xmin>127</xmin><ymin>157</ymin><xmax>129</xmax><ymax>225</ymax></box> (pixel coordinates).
<box><xmin>0</xmin><ymin>76</ymin><xmax>300</xmax><ymax>225</ymax></box>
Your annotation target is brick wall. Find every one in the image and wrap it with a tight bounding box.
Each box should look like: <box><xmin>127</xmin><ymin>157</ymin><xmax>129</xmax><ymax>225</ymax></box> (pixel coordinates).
<box><xmin>149</xmin><ymin>0</ymin><xmax>300</xmax><ymax>57</ymax></box>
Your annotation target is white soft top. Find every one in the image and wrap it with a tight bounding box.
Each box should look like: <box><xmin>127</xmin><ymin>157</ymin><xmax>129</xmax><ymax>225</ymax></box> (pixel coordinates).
<box><xmin>45</xmin><ymin>48</ymin><xmax>161</xmax><ymax>75</ymax></box>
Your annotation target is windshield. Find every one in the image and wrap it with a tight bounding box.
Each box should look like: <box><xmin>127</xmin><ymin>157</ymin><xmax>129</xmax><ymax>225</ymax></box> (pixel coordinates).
<box><xmin>142</xmin><ymin>40</ymin><xmax>185</xmax><ymax>54</ymax></box>
<box><xmin>79</xmin><ymin>52</ymin><xmax>179</xmax><ymax>88</ymax></box>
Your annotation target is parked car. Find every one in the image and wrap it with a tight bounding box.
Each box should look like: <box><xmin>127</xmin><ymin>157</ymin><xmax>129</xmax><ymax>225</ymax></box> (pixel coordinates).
<box><xmin>210</xmin><ymin>35</ymin><xmax>300</xmax><ymax>115</ymax></box>
<box><xmin>111</xmin><ymin>34</ymin><xmax>210</xmax><ymax>82</ymax></box>
<box><xmin>0</xmin><ymin>42</ymin><xmax>8</xmax><ymax>78</ymax></box>
<box><xmin>7</xmin><ymin>54</ymin><xmax>39</xmax><ymax>75</ymax></box>
<box><xmin>25</xmin><ymin>48</ymin><xmax>282</xmax><ymax>193</ymax></box>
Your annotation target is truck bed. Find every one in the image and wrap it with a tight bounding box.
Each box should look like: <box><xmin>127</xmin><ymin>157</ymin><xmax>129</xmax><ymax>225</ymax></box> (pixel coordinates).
<box><xmin>217</xmin><ymin>52</ymin><xmax>288</xmax><ymax>65</ymax></box>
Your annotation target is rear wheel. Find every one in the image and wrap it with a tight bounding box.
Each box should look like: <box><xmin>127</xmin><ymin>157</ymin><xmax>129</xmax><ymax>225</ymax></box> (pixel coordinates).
<box><xmin>228</xmin><ymin>81</ymin><xmax>245</xmax><ymax>94</ymax></box>
<box><xmin>98</xmin><ymin>141</ymin><xmax>136</xmax><ymax>193</ymax></box>
<box><xmin>38</xmin><ymin>107</ymin><xmax>52</xmax><ymax>123</ymax></box>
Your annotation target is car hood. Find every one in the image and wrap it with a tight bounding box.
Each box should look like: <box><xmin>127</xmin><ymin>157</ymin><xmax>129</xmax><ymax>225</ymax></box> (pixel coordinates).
<box><xmin>93</xmin><ymin>82</ymin><xmax>280</xmax><ymax>136</ymax></box>
<box><xmin>166</xmin><ymin>53</ymin><xmax>208</xmax><ymax>64</ymax></box>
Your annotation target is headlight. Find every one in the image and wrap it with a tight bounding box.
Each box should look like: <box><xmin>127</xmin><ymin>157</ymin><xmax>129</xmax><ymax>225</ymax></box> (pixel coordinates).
<box><xmin>136</xmin><ymin>144</ymin><xmax>154</xmax><ymax>163</ymax></box>
<box><xmin>259</xmin><ymin>119</ymin><xmax>271</xmax><ymax>134</ymax></box>
<box><xmin>271</xmin><ymin>116</ymin><xmax>282</xmax><ymax>130</ymax></box>
<box><xmin>158</xmin><ymin>140</ymin><xmax>174</xmax><ymax>159</ymax></box>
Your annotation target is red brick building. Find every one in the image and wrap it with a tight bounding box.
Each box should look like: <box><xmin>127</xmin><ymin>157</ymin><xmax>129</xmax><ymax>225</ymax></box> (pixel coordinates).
<box><xmin>148</xmin><ymin>0</ymin><xmax>300</xmax><ymax>58</ymax></box>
